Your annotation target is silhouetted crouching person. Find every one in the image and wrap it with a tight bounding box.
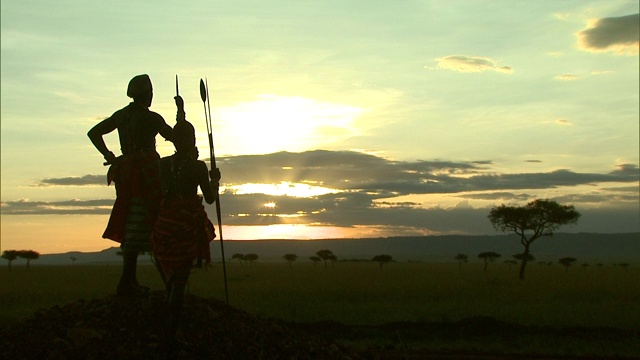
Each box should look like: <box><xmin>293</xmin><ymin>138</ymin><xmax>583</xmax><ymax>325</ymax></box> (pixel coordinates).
<box><xmin>151</xmin><ymin>113</ymin><xmax>220</xmax><ymax>340</ymax></box>
<box><xmin>87</xmin><ymin>74</ymin><xmax>174</xmax><ymax>297</ymax></box>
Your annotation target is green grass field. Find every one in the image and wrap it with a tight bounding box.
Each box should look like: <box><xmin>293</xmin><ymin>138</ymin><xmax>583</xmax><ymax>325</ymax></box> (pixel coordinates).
<box><xmin>2</xmin><ymin>260</ymin><xmax>638</xmax><ymax>329</ymax></box>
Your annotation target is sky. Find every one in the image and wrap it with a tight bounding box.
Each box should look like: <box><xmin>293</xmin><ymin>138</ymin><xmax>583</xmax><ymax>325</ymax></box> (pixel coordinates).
<box><xmin>1</xmin><ymin>0</ymin><xmax>639</xmax><ymax>255</ymax></box>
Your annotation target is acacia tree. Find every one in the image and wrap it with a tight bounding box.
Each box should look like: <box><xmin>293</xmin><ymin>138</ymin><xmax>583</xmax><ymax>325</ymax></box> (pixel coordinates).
<box><xmin>2</xmin><ymin>250</ymin><xmax>19</xmax><ymax>272</ymax></box>
<box><xmin>454</xmin><ymin>254</ymin><xmax>469</xmax><ymax>269</ymax></box>
<box><xmin>18</xmin><ymin>250</ymin><xmax>40</xmax><ymax>270</ymax></box>
<box><xmin>514</xmin><ymin>253</ymin><xmax>535</xmax><ymax>261</ymax></box>
<box><xmin>513</xmin><ymin>253</ymin><xmax>535</xmax><ymax>269</ymax></box>
<box><xmin>504</xmin><ymin>260</ymin><xmax>518</xmax><ymax>269</ymax></box>
<box><xmin>283</xmin><ymin>253</ymin><xmax>298</xmax><ymax>268</ymax></box>
<box><xmin>372</xmin><ymin>254</ymin><xmax>393</xmax><ymax>269</ymax></box>
<box><xmin>559</xmin><ymin>257</ymin><xmax>577</xmax><ymax>272</ymax></box>
<box><xmin>488</xmin><ymin>199</ymin><xmax>581</xmax><ymax>280</ymax></box>
<box><xmin>242</xmin><ymin>253</ymin><xmax>259</xmax><ymax>268</ymax></box>
<box><xmin>327</xmin><ymin>254</ymin><xmax>338</xmax><ymax>268</ymax></box>
<box><xmin>232</xmin><ymin>253</ymin><xmax>244</xmax><ymax>267</ymax></box>
<box><xmin>316</xmin><ymin>250</ymin><xmax>335</xmax><ymax>270</ymax></box>
<box><xmin>309</xmin><ymin>256</ymin><xmax>321</xmax><ymax>266</ymax></box>
<box><xmin>478</xmin><ymin>252</ymin><xmax>501</xmax><ymax>272</ymax></box>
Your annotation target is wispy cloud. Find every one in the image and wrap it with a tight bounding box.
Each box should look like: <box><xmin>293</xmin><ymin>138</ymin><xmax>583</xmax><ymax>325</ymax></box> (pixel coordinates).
<box><xmin>554</xmin><ymin>74</ymin><xmax>580</xmax><ymax>81</ymax></box>
<box><xmin>432</xmin><ymin>55</ymin><xmax>513</xmax><ymax>73</ymax></box>
<box><xmin>458</xmin><ymin>192</ymin><xmax>532</xmax><ymax>201</ymax></box>
<box><xmin>554</xmin><ymin>71</ymin><xmax>614</xmax><ymax>80</ymax></box>
<box><xmin>543</xmin><ymin>119</ymin><xmax>574</xmax><ymax>126</ymax></box>
<box><xmin>577</xmin><ymin>13</ymin><xmax>639</xmax><ymax>55</ymax></box>
<box><xmin>556</xmin><ymin>119</ymin><xmax>573</xmax><ymax>126</ymax></box>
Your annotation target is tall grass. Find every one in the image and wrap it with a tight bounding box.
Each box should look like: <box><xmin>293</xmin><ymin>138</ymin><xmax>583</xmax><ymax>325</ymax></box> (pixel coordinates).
<box><xmin>1</xmin><ymin>261</ymin><xmax>639</xmax><ymax>329</ymax></box>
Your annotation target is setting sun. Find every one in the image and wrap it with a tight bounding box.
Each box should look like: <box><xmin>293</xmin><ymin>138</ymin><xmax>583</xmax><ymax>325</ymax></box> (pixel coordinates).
<box><xmin>212</xmin><ymin>94</ymin><xmax>364</xmax><ymax>155</ymax></box>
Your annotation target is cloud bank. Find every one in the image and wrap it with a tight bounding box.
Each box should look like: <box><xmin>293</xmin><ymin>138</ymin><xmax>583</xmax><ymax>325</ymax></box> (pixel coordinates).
<box><xmin>4</xmin><ymin>151</ymin><xmax>639</xmax><ymax>235</ymax></box>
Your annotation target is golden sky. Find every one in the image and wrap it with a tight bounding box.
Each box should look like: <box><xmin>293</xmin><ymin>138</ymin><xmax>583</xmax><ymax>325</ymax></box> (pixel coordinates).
<box><xmin>1</xmin><ymin>1</ymin><xmax>638</xmax><ymax>254</ymax></box>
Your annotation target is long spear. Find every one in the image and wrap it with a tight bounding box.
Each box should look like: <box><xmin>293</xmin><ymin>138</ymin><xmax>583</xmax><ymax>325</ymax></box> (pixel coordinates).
<box><xmin>200</xmin><ymin>78</ymin><xmax>229</xmax><ymax>305</ymax></box>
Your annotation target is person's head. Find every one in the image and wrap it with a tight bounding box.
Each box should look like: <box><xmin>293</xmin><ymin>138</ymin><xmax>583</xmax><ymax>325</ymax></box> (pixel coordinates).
<box><xmin>127</xmin><ymin>74</ymin><xmax>153</xmax><ymax>107</ymax></box>
<box><xmin>173</xmin><ymin>120</ymin><xmax>197</xmax><ymax>157</ymax></box>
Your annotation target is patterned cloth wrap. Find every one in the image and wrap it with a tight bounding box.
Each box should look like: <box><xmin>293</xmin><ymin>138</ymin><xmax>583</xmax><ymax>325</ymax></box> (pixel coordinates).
<box><xmin>102</xmin><ymin>150</ymin><xmax>162</xmax><ymax>253</ymax></box>
<box><xmin>152</xmin><ymin>196</ymin><xmax>215</xmax><ymax>282</ymax></box>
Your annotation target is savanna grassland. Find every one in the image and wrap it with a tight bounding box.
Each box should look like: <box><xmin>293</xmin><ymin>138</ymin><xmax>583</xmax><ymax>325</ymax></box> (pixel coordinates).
<box><xmin>1</xmin><ymin>260</ymin><xmax>639</xmax><ymax>357</ymax></box>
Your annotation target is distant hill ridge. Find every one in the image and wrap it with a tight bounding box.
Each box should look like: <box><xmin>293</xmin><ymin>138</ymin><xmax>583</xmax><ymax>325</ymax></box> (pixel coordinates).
<box><xmin>29</xmin><ymin>232</ymin><xmax>640</xmax><ymax>265</ymax></box>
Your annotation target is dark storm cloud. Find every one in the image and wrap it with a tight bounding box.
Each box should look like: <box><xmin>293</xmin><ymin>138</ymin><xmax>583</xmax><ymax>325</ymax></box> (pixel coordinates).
<box><xmin>218</xmin><ymin>150</ymin><xmax>489</xmax><ymax>188</ymax></box>
<box><xmin>609</xmin><ymin>163</ymin><xmax>640</xmax><ymax>176</ymax></box>
<box><xmin>577</xmin><ymin>13</ymin><xmax>639</xmax><ymax>55</ymax></box>
<box><xmin>5</xmin><ymin>151</ymin><xmax>639</xmax><ymax>234</ymax></box>
<box><xmin>33</xmin><ymin>174</ymin><xmax>107</xmax><ymax>187</ymax></box>
<box><xmin>1</xmin><ymin>199</ymin><xmax>113</xmax><ymax>215</ymax></box>
<box><xmin>459</xmin><ymin>168</ymin><xmax>637</xmax><ymax>193</ymax></box>
<box><xmin>35</xmin><ymin>153</ymin><xmax>636</xmax><ymax>196</ymax></box>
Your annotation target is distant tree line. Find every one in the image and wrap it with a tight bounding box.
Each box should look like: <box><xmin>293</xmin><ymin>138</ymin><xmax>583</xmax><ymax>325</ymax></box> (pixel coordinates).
<box><xmin>234</xmin><ymin>199</ymin><xmax>585</xmax><ymax>279</ymax></box>
<box><xmin>231</xmin><ymin>253</ymin><xmax>259</xmax><ymax>268</ymax></box>
<box><xmin>1</xmin><ymin>250</ymin><xmax>40</xmax><ymax>271</ymax></box>
<box><xmin>227</xmin><ymin>249</ymin><xmax>399</xmax><ymax>271</ymax></box>
<box><xmin>4</xmin><ymin>201</ymin><xmax>608</xmax><ymax>282</ymax></box>
<box><xmin>454</xmin><ymin>251</ymin><xmax>606</xmax><ymax>274</ymax></box>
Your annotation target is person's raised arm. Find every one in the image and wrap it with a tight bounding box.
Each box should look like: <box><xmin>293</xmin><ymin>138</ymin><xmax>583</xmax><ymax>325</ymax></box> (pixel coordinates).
<box><xmin>156</xmin><ymin>96</ymin><xmax>184</xmax><ymax>143</ymax></box>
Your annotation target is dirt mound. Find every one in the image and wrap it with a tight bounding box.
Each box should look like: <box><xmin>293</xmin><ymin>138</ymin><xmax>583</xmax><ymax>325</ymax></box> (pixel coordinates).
<box><xmin>1</xmin><ymin>291</ymin><xmax>350</xmax><ymax>360</ymax></box>
<box><xmin>3</xmin><ymin>292</ymin><xmax>637</xmax><ymax>359</ymax></box>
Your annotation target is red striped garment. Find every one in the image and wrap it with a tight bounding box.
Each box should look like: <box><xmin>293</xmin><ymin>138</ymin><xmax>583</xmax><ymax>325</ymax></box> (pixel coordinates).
<box><xmin>151</xmin><ymin>196</ymin><xmax>215</xmax><ymax>282</ymax></box>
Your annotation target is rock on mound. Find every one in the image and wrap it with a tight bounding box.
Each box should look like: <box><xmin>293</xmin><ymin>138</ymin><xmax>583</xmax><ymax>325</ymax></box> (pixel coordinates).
<box><xmin>1</xmin><ymin>291</ymin><xmax>350</xmax><ymax>360</ymax></box>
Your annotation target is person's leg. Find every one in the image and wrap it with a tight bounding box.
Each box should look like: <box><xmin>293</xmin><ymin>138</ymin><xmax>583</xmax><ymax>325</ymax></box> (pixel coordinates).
<box><xmin>153</xmin><ymin>256</ymin><xmax>170</xmax><ymax>295</ymax></box>
<box><xmin>117</xmin><ymin>250</ymin><xmax>140</xmax><ymax>295</ymax></box>
<box><xmin>122</xmin><ymin>197</ymin><xmax>152</xmax><ymax>292</ymax></box>
<box><xmin>130</xmin><ymin>252</ymin><xmax>150</xmax><ymax>291</ymax></box>
<box><xmin>167</xmin><ymin>266</ymin><xmax>190</xmax><ymax>338</ymax></box>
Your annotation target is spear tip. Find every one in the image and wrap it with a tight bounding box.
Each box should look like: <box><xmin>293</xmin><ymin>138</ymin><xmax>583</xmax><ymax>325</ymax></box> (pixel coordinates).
<box><xmin>199</xmin><ymin>79</ymin><xmax>207</xmax><ymax>103</ymax></box>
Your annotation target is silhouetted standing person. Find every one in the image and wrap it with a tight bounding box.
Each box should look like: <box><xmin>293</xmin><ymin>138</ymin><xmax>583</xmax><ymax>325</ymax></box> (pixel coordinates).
<box><xmin>151</xmin><ymin>107</ymin><xmax>220</xmax><ymax>341</ymax></box>
<box><xmin>88</xmin><ymin>74</ymin><xmax>174</xmax><ymax>297</ymax></box>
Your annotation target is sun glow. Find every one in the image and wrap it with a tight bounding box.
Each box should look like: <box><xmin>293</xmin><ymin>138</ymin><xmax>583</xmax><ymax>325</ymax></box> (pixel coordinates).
<box><xmin>213</xmin><ymin>95</ymin><xmax>364</xmax><ymax>155</ymax></box>
<box><xmin>229</xmin><ymin>181</ymin><xmax>342</xmax><ymax>197</ymax></box>
<box><xmin>264</xmin><ymin>202</ymin><xmax>276</xmax><ymax>208</ymax></box>
<box><xmin>223</xmin><ymin>224</ymin><xmax>350</xmax><ymax>240</ymax></box>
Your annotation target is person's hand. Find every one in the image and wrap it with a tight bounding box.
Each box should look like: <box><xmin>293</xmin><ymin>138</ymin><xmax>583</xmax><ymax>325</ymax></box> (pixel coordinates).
<box><xmin>209</xmin><ymin>168</ymin><xmax>221</xmax><ymax>182</ymax></box>
<box><xmin>104</xmin><ymin>151</ymin><xmax>117</xmax><ymax>165</ymax></box>
<box><xmin>174</xmin><ymin>95</ymin><xmax>185</xmax><ymax>121</ymax></box>
<box><xmin>174</xmin><ymin>95</ymin><xmax>184</xmax><ymax>111</ymax></box>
